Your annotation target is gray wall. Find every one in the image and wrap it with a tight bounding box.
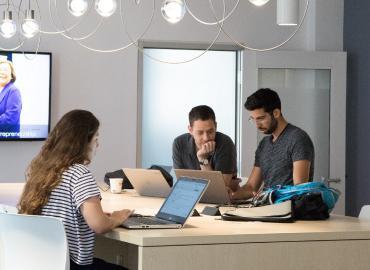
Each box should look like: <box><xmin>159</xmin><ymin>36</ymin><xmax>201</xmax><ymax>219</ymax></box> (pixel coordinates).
<box><xmin>343</xmin><ymin>1</ymin><xmax>370</xmax><ymax>216</ymax></box>
<box><xmin>0</xmin><ymin>0</ymin><xmax>344</xmax><ymax>183</ymax></box>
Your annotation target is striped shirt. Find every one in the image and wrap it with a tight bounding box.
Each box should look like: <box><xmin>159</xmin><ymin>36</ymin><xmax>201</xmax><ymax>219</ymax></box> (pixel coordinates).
<box><xmin>41</xmin><ymin>164</ymin><xmax>100</xmax><ymax>265</ymax></box>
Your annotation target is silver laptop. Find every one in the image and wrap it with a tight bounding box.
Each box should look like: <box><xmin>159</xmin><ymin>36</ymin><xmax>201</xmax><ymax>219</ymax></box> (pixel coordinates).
<box><xmin>174</xmin><ymin>169</ymin><xmax>231</xmax><ymax>204</ymax></box>
<box><xmin>123</xmin><ymin>168</ymin><xmax>171</xmax><ymax>198</ymax></box>
<box><xmin>122</xmin><ymin>177</ymin><xmax>209</xmax><ymax>229</ymax></box>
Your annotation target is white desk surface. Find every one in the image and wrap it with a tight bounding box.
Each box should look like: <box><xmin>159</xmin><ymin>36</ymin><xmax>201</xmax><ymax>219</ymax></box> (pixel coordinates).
<box><xmin>100</xmin><ymin>189</ymin><xmax>370</xmax><ymax>247</ymax></box>
<box><xmin>3</xmin><ymin>182</ymin><xmax>370</xmax><ymax>270</ymax></box>
<box><xmin>3</xmin><ymin>182</ymin><xmax>370</xmax><ymax>246</ymax></box>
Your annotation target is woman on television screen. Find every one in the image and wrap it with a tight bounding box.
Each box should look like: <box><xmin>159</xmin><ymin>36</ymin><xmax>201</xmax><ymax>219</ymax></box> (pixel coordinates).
<box><xmin>0</xmin><ymin>60</ymin><xmax>22</xmax><ymax>138</ymax></box>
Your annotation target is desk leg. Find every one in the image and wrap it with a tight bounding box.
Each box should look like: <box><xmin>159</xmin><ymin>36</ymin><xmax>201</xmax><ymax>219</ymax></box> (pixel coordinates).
<box><xmin>95</xmin><ymin>235</ymin><xmax>139</xmax><ymax>270</ymax></box>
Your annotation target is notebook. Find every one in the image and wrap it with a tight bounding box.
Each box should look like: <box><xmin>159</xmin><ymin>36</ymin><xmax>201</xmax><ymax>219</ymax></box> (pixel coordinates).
<box><xmin>122</xmin><ymin>177</ymin><xmax>209</xmax><ymax>229</ymax></box>
<box><xmin>174</xmin><ymin>169</ymin><xmax>231</xmax><ymax>204</ymax></box>
<box><xmin>123</xmin><ymin>168</ymin><xmax>171</xmax><ymax>197</ymax></box>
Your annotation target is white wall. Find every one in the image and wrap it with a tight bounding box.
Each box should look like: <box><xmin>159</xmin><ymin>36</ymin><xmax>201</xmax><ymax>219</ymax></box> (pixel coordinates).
<box><xmin>0</xmin><ymin>0</ymin><xmax>344</xmax><ymax>182</ymax></box>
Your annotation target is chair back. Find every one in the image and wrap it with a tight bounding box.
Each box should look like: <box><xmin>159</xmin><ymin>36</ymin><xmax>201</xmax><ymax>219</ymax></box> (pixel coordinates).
<box><xmin>0</xmin><ymin>213</ymin><xmax>69</xmax><ymax>270</ymax></box>
<box><xmin>359</xmin><ymin>205</ymin><xmax>370</xmax><ymax>220</ymax></box>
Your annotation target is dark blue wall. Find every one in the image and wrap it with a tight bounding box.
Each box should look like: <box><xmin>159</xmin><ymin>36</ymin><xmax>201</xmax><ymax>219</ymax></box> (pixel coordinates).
<box><xmin>343</xmin><ymin>1</ymin><xmax>370</xmax><ymax>216</ymax></box>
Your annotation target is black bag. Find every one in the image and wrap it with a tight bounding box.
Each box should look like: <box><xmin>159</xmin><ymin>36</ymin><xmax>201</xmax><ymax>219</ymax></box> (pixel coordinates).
<box><xmin>226</xmin><ymin>190</ymin><xmax>330</xmax><ymax>222</ymax></box>
<box><xmin>292</xmin><ymin>193</ymin><xmax>329</xmax><ymax>220</ymax></box>
<box><xmin>148</xmin><ymin>165</ymin><xmax>173</xmax><ymax>187</ymax></box>
<box><xmin>104</xmin><ymin>166</ymin><xmax>173</xmax><ymax>190</ymax></box>
<box><xmin>104</xmin><ymin>169</ymin><xmax>133</xmax><ymax>189</ymax></box>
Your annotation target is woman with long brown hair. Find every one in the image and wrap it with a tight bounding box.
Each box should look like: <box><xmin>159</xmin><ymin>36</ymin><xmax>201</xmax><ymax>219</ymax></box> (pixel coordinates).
<box><xmin>18</xmin><ymin>109</ymin><xmax>132</xmax><ymax>270</ymax></box>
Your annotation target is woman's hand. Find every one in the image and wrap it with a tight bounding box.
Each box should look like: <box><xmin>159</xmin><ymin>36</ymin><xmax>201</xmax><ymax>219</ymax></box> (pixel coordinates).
<box><xmin>111</xmin><ymin>209</ymin><xmax>134</xmax><ymax>227</ymax></box>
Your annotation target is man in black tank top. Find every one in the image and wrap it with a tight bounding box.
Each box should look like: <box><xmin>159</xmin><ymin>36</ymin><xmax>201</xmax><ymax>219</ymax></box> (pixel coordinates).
<box><xmin>231</xmin><ymin>88</ymin><xmax>314</xmax><ymax>200</ymax></box>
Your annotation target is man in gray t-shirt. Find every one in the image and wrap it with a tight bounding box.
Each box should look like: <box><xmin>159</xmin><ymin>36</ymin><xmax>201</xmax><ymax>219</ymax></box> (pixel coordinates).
<box><xmin>172</xmin><ymin>105</ymin><xmax>239</xmax><ymax>191</ymax></box>
<box><xmin>173</xmin><ymin>132</ymin><xmax>236</xmax><ymax>174</ymax></box>
<box><xmin>255</xmin><ymin>123</ymin><xmax>314</xmax><ymax>187</ymax></box>
<box><xmin>232</xmin><ymin>88</ymin><xmax>315</xmax><ymax>200</ymax></box>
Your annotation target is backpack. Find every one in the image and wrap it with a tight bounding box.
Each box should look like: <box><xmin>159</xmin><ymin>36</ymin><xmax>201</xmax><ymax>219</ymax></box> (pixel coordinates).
<box><xmin>104</xmin><ymin>169</ymin><xmax>133</xmax><ymax>189</ymax></box>
<box><xmin>261</xmin><ymin>181</ymin><xmax>340</xmax><ymax>213</ymax></box>
<box><xmin>148</xmin><ymin>165</ymin><xmax>173</xmax><ymax>187</ymax></box>
<box><xmin>292</xmin><ymin>193</ymin><xmax>330</xmax><ymax>220</ymax></box>
<box><xmin>104</xmin><ymin>165</ymin><xmax>174</xmax><ymax>190</ymax></box>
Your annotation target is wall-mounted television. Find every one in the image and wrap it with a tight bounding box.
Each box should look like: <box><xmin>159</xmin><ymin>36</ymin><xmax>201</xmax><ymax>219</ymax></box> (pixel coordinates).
<box><xmin>0</xmin><ymin>51</ymin><xmax>51</xmax><ymax>141</ymax></box>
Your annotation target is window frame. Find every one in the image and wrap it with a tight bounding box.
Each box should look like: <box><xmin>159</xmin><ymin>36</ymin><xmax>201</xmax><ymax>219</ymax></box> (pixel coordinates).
<box><xmin>137</xmin><ymin>41</ymin><xmax>243</xmax><ymax>171</ymax></box>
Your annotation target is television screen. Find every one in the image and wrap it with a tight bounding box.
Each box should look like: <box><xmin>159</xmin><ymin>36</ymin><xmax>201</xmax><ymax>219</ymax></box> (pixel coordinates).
<box><xmin>0</xmin><ymin>52</ymin><xmax>51</xmax><ymax>141</ymax></box>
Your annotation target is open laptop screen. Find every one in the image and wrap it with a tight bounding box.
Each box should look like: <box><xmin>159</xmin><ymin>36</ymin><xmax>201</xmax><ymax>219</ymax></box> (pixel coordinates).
<box><xmin>156</xmin><ymin>177</ymin><xmax>208</xmax><ymax>224</ymax></box>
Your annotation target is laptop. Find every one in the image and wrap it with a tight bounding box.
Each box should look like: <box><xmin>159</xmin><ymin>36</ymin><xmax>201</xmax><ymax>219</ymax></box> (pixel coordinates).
<box><xmin>123</xmin><ymin>168</ymin><xmax>171</xmax><ymax>198</ymax></box>
<box><xmin>174</xmin><ymin>169</ymin><xmax>231</xmax><ymax>204</ymax></box>
<box><xmin>122</xmin><ymin>177</ymin><xmax>209</xmax><ymax>229</ymax></box>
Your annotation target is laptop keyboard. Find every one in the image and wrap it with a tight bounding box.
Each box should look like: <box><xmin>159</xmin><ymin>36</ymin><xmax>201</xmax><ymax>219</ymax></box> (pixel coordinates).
<box><xmin>127</xmin><ymin>216</ymin><xmax>171</xmax><ymax>225</ymax></box>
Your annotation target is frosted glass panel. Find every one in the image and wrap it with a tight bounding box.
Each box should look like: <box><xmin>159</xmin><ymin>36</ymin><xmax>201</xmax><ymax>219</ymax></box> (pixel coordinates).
<box><xmin>141</xmin><ymin>48</ymin><xmax>237</xmax><ymax>168</ymax></box>
<box><xmin>258</xmin><ymin>69</ymin><xmax>331</xmax><ymax>180</ymax></box>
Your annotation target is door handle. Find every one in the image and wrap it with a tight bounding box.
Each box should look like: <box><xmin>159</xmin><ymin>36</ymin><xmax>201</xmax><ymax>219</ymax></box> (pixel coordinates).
<box><xmin>320</xmin><ymin>177</ymin><xmax>341</xmax><ymax>187</ymax></box>
<box><xmin>327</xmin><ymin>178</ymin><xmax>341</xmax><ymax>183</ymax></box>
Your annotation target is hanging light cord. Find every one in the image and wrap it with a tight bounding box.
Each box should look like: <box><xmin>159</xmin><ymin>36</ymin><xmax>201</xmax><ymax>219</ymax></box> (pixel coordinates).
<box><xmin>125</xmin><ymin>0</ymin><xmax>227</xmax><ymax>64</ymax></box>
<box><xmin>184</xmin><ymin>0</ymin><xmax>240</xmax><ymax>26</ymax></box>
<box><xmin>0</xmin><ymin>1</ymin><xmax>26</xmax><ymax>51</ymax></box>
<box><xmin>0</xmin><ymin>0</ymin><xmax>310</xmax><ymax>62</ymax></box>
<box><xmin>208</xmin><ymin>0</ymin><xmax>310</xmax><ymax>52</ymax></box>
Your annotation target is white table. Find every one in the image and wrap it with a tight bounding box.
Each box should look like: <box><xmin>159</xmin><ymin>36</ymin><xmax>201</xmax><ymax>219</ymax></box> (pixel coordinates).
<box><xmin>98</xmin><ymin>189</ymin><xmax>370</xmax><ymax>270</ymax></box>
<box><xmin>2</xmin><ymin>183</ymin><xmax>370</xmax><ymax>270</ymax></box>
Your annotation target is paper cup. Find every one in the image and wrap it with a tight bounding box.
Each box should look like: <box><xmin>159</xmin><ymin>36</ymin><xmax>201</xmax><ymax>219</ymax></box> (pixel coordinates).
<box><xmin>109</xmin><ymin>178</ymin><xmax>123</xmax><ymax>193</ymax></box>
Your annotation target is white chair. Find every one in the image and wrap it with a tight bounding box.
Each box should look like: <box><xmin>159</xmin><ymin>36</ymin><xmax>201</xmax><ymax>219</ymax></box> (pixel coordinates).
<box><xmin>0</xmin><ymin>204</ymin><xmax>18</xmax><ymax>214</ymax></box>
<box><xmin>0</xmin><ymin>213</ymin><xmax>69</xmax><ymax>270</ymax></box>
<box><xmin>359</xmin><ymin>205</ymin><xmax>370</xmax><ymax>220</ymax></box>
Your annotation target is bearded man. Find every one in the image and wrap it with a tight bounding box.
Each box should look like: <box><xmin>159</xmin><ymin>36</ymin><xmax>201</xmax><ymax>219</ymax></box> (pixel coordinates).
<box><xmin>231</xmin><ymin>88</ymin><xmax>315</xmax><ymax>200</ymax></box>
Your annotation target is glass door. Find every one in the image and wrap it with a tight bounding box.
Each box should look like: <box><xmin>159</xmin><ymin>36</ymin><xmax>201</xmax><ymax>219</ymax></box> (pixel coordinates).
<box><xmin>257</xmin><ymin>68</ymin><xmax>330</xmax><ymax>181</ymax></box>
<box><xmin>242</xmin><ymin>51</ymin><xmax>347</xmax><ymax>214</ymax></box>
